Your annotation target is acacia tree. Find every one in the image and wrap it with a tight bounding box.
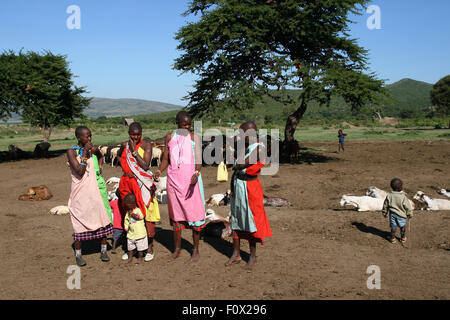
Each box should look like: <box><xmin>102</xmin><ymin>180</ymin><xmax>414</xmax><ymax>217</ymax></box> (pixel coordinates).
<box><xmin>174</xmin><ymin>0</ymin><xmax>387</xmax><ymax>158</ymax></box>
<box><xmin>430</xmin><ymin>75</ymin><xmax>450</xmax><ymax>127</ymax></box>
<box><xmin>0</xmin><ymin>50</ymin><xmax>90</xmax><ymax>141</ymax></box>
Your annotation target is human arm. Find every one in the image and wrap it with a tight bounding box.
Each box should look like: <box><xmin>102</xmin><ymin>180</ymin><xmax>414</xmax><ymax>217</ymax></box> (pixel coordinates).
<box><xmin>382</xmin><ymin>197</ymin><xmax>389</xmax><ymax>217</ymax></box>
<box><xmin>131</xmin><ymin>139</ymin><xmax>152</xmax><ymax>171</ymax></box>
<box><xmin>403</xmin><ymin>195</ymin><xmax>413</xmax><ymax>218</ymax></box>
<box><xmin>124</xmin><ymin>214</ymin><xmax>129</xmax><ymax>232</ymax></box>
<box><xmin>67</xmin><ymin>148</ymin><xmax>89</xmax><ymax>177</ymax></box>
<box><xmin>234</xmin><ymin>145</ymin><xmax>263</xmax><ymax>171</ymax></box>
<box><xmin>154</xmin><ymin>134</ymin><xmax>171</xmax><ymax>181</ymax></box>
<box><xmin>130</xmin><ymin>209</ymin><xmax>144</xmax><ymax>221</ymax></box>
<box><xmin>190</xmin><ymin>133</ymin><xmax>202</xmax><ymax>185</ymax></box>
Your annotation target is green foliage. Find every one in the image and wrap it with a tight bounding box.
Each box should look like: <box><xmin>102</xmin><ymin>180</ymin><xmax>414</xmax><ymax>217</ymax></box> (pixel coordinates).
<box><xmin>0</xmin><ymin>50</ymin><xmax>90</xmax><ymax>139</ymax></box>
<box><xmin>430</xmin><ymin>75</ymin><xmax>450</xmax><ymax>116</ymax></box>
<box><xmin>174</xmin><ymin>0</ymin><xmax>387</xmax><ymax>144</ymax></box>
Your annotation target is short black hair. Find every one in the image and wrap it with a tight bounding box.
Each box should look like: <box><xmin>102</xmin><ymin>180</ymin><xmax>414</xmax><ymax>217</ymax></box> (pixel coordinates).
<box><xmin>390</xmin><ymin>178</ymin><xmax>403</xmax><ymax>191</ymax></box>
<box><xmin>75</xmin><ymin>126</ymin><xmax>90</xmax><ymax>138</ymax></box>
<box><xmin>176</xmin><ymin>111</ymin><xmax>191</xmax><ymax>123</ymax></box>
<box><xmin>123</xmin><ymin>193</ymin><xmax>136</xmax><ymax>204</ymax></box>
<box><xmin>128</xmin><ymin>122</ymin><xmax>142</xmax><ymax>133</ymax></box>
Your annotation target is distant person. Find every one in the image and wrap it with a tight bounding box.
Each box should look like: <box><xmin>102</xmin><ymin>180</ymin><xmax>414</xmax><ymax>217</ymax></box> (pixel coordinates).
<box><xmin>382</xmin><ymin>178</ymin><xmax>413</xmax><ymax>244</ymax></box>
<box><xmin>67</xmin><ymin>126</ymin><xmax>113</xmax><ymax>267</ymax></box>
<box><xmin>338</xmin><ymin>129</ymin><xmax>347</xmax><ymax>152</ymax></box>
<box><xmin>153</xmin><ymin>111</ymin><xmax>206</xmax><ymax>263</ymax></box>
<box><xmin>123</xmin><ymin>193</ymin><xmax>148</xmax><ymax>264</ymax></box>
<box><xmin>118</xmin><ymin>122</ymin><xmax>158</xmax><ymax>262</ymax></box>
<box><xmin>226</xmin><ymin>121</ymin><xmax>272</xmax><ymax>269</ymax></box>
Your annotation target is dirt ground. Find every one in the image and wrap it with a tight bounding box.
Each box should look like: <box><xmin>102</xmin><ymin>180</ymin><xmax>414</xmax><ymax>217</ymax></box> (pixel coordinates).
<box><xmin>0</xmin><ymin>140</ymin><xmax>449</xmax><ymax>300</ymax></box>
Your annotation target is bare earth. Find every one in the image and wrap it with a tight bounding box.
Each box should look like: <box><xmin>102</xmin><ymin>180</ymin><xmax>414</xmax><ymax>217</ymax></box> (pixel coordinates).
<box><xmin>0</xmin><ymin>140</ymin><xmax>449</xmax><ymax>300</ymax></box>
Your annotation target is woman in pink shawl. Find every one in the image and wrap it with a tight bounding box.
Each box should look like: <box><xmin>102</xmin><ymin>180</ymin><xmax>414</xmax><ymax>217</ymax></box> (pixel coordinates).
<box><xmin>67</xmin><ymin>126</ymin><xmax>113</xmax><ymax>267</ymax></box>
<box><xmin>154</xmin><ymin>111</ymin><xmax>205</xmax><ymax>263</ymax></box>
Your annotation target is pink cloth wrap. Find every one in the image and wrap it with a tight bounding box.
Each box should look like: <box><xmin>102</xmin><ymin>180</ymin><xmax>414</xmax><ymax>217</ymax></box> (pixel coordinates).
<box><xmin>68</xmin><ymin>155</ymin><xmax>112</xmax><ymax>234</ymax></box>
<box><xmin>167</xmin><ymin>133</ymin><xmax>205</xmax><ymax>223</ymax></box>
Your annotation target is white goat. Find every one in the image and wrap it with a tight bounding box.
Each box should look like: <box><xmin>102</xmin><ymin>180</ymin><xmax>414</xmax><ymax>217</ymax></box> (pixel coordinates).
<box><xmin>366</xmin><ymin>187</ymin><xmax>388</xmax><ymax>199</ymax></box>
<box><xmin>206</xmin><ymin>190</ymin><xmax>231</xmax><ymax>207</ymax></box>
<box><xmin>106</xmin><ymin>177</ymin><xmax>121</xmax><ymax>185</ymax></box>
<box><xmin>340</xmin><ymin>195</ymin><xmax>384</xmax><ymax>212</ymax></box>
<box><xmin>151</xmin><ymin>147</ymin><xmax>163</xmax><ymax>167</ymax></box>
<box><xmin>437</xmin><ymin>189</ymin><xmax>450</xmax><ymax>199</ymax></box>
<box><xmin>413</xmin><ymin>191</ymin><xmax>450</xmax><ymax>211</ymax></box>
<box><xmin>110</xmin><ymin>147</ymin><xmax>121</xmax><ymax>167</ymax></box>
<box><xmin>100</xmin><ymin>145</ymin><xmax>108</xmax><ymax>158</ymax></box>
<box><xmin>366</xmin><ymin>186</ymin><xmax>415</xmax><ymax>209</ymax></box>
<box><xmin>204</xmin><ymin>209</ymin><xmax>232</xmax><ymax>239</ymax></box>
<box><xmin>50</xmin><ymin>205</ymin><xmax>70</xmax><ymax>215</ymax></box>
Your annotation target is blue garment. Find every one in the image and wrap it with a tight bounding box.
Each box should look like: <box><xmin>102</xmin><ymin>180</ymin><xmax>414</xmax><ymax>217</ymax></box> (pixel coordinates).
<box><xmin>390</xmin><ymin>211</ymin><xmax>407</xmax><ymax>229</ymax></box>
<box><xmin>338</xmin><ymin>133</ymin><xmax>347</xmax><ymax>144</ymax></box>
<box><xmin>230</xmin><ymin>142</ymin><xmax>262</xmax><ymax>233</ymax></box>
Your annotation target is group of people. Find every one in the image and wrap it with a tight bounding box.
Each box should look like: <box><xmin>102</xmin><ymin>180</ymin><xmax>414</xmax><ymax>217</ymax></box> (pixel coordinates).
<box><xmin>66</xmin><ymin>111</ymin><xmax>272</xmax><ymax>269</ymax></box>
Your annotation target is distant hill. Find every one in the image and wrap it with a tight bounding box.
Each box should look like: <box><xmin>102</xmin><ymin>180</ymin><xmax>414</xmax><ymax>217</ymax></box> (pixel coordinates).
<box><xmin>84</xmin><ymin>97</ymin><xmax>183</xmax><ymax>118</ymax></box>
<box><xmin>212</xmin><ymin>78</ymin><xmax>434</xmax><ymax>121</ymax></box>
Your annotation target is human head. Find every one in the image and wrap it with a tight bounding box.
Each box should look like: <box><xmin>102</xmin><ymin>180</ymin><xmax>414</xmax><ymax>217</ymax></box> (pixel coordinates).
<box><xmin>75</xmin><ymin>126</ymin><xmax>91</xmax><ymax>146</ymax></box>
<box><xmin>128</xmin><ymin>122</ymin><xmax>142</xmax><ymax>143</ymax></box>
<box><xmin>123</xmin><ymin>193</ymin><xmax>137</xmax><ymax>210</ymax></box>
<box><xmin>239</xmin><ymin>121</ymin><xmax>258</xmax><ymax>145</ymax></box>
<box><xmin>175</xmin><ymin>111</ymin><xmax>192</xmax><ymax>130</ymax></box>
<box><xmin>338</xmin><ymin>129</ymin><xmax>343</xmax><ymax>134</ymax></box>
<box><xmin>390</xmin><ymin>178</ymin><xmax>403</xmax><ymax>192</ymax></box>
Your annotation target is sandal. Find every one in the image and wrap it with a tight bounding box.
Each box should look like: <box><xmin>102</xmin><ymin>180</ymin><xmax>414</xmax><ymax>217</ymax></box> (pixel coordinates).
<box><xmin>225</xmin><ymin>257</ymin><xmax>242</xmax><ymax>266</ymax></box>
<box><xmin>389</xmin><ymin>237</ymin><xmax>397</xmax><ymax>244</ymax></box>
<box><xmin>400</xmin><ymin>237</ymin><xmax>407</xmax><ymax>243</ymax></box>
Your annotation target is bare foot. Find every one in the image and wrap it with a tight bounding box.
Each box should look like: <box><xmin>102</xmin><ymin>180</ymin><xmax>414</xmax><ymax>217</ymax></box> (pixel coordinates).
<box><xmin>188</xmin><ymin>249</ymin><xmax>199</xmax><ymax>263</ymax></box>
<box><xmin>136</xmin><ymin>257</ymin><xmax>143</xmax><ymax>264</ymax></box>
<box><xmin>243</xmin><ymin>257</ymin><xmax>257</xmax><ymax>269</ymax></box>
<box><xmin>127</xmin><ymin>258</ymin><xmax>133</xmax><ymax>264</ymax></box>
<box><xmin>225</xmin><ymin>255</ymin><xmax>242</xmax><ymax>267</ymax></box>
<box><xmin>168</xmin><ymin>249</ymin><xmax>181</xmax><ymax>262</ymax></box>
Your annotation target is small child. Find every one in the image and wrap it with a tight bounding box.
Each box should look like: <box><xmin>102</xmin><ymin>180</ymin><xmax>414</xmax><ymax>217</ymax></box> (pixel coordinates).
<box><xmin>110</xmin><ymin>189</ymin><xmax>125</xmax><ymax>254</ymax></box>
<box><xmin>382</xmin><ymin>178</ymin><xmax>413</xmax><ymax>243</ymax></box>
<box><xmin>123</xmin><ymin>193</ymin><xmax>148</xmax><ymax>264</ymax></box>
<box><xmin>338</xmin><ymin>129</ymin><xmax>347</xmax><ymax>152</ymax></box>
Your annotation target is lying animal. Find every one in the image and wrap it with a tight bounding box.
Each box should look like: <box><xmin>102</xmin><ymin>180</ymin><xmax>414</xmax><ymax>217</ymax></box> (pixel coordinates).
<box><xmin>366</xmin><ymin>186</ymin><xmax>415</xmax><ymax>209</ymax></box>
<box><xmin>437</xmin><ymin>189</ymin><xmax>450</xmax><ymax>199</ymax></box>
<box><xmin>206</xmin><ymin>190</ymin><xmax>231</xmax><ymax>207</ymax></box>
<box><xmin>263</xmin><ymin>195</ymin><xmax>291</xmax><ymax>207</ymax></box>
<box><xmin>413</xmin><ymin>191</ymin><xmax>450</xmax><ymax>211</ymax></box>
<box><xmin>340</xmin><ymin>195</ymin><xmax>384</xmax><ymax>212</ymax></box>
<box><xmin>50</xmin><ymin>205</ymin><xmax>70</xmax><ymax>215</ymax></box>
<box><xmin>365</xmin><ymin>186</ymin><xmax>388</xmax><ymax>199</ymax></box>
<box><xmin>204</xmin><ymin>209</ymin><xmax>232</xmax><ymax>239</ymax></box>
<box><xmin>106</xmin><ymin>177</ymin><xmax>121</xmax><ymax>185</ymax></box>
<box><xmin>18</xmin><ymin>185</ymin><xmax>53</xmax><ymax>201</ymax></box>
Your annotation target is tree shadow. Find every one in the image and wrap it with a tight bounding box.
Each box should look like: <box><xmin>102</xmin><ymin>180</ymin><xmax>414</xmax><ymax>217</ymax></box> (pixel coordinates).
<box><xmin>351</xmin><ymin>222</ymin><xmax>391</xmax><ymax>242</ymax></box>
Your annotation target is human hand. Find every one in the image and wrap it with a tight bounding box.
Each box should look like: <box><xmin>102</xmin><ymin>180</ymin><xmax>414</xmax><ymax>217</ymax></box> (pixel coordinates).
<box><xmin>129</xmin><ymin>139</ymin><xmax>136</xmax><ymax>153</ymax></box>
<box><xmin>153</xmin><ymin>170</ymin><xmax>161</xmax><ymax>182</ymax></box>
<box><xmin>131</xmin><ymin>213</ymin><xmax>140</xmax><ymax>220</ymax></box>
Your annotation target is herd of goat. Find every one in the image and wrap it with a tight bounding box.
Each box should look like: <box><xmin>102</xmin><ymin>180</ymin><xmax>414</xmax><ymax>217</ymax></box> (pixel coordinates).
<box><xmin>340</xmin><ymin>187</ymin><xmax>450</xmax><ymax>211</ymax></box>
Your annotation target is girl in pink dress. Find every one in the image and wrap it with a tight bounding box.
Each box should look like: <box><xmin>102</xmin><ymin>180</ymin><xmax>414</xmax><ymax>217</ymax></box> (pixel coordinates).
<box><xmin>67</xmin><ymin>126</ymin><xmax>113</xmax><ymax>267</ymax></box>
<box><xmin>154</xmin><ymin>111</ymin><xmax>205</xmax><ymax>263</ymax></box>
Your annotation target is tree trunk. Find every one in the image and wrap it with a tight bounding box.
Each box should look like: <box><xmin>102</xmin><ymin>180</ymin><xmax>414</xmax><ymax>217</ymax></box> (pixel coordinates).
<box><xmin>43</xmin><ymin>126</ymin><xmax>53</xmax><ymax>142</ymax></box>
<box><xmin>281</xmin><ymin>88</ymin><xmax>310</xmax><ymax>161</ymax></box>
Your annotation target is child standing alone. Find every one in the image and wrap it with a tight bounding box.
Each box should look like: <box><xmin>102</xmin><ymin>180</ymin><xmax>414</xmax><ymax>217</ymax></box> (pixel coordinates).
<box><xmin>338</xmin><ymin>129</ymin><xmax>347</xmax><ymax>152</ymax></box>
<box><xmin>123</xmin><ymin>193</ymin><xmax>148</xmax><ymax>264</ymax></box>
<box><xmin>382</xmin><ymin>178</ymin><xmax>413</xmax><ymax>243</ymax></box>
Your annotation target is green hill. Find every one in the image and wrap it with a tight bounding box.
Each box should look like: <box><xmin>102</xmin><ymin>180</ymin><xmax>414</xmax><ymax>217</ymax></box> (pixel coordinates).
<box><xmin>207</xmin><ymin>78</ymin><xmax>434</xmax><ymax>122</ymax></box>
<box><xmin>84</xmin><ymin>97</ymin><xmax>183</xmax><ymax>118</ymax></box>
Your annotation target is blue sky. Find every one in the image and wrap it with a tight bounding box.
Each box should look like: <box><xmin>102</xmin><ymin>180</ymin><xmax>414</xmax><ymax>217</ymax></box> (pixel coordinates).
<box><xmin>1</xmin><ymin>0</ymin><xmax>449</xmax><ymax>106</ymax></box>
